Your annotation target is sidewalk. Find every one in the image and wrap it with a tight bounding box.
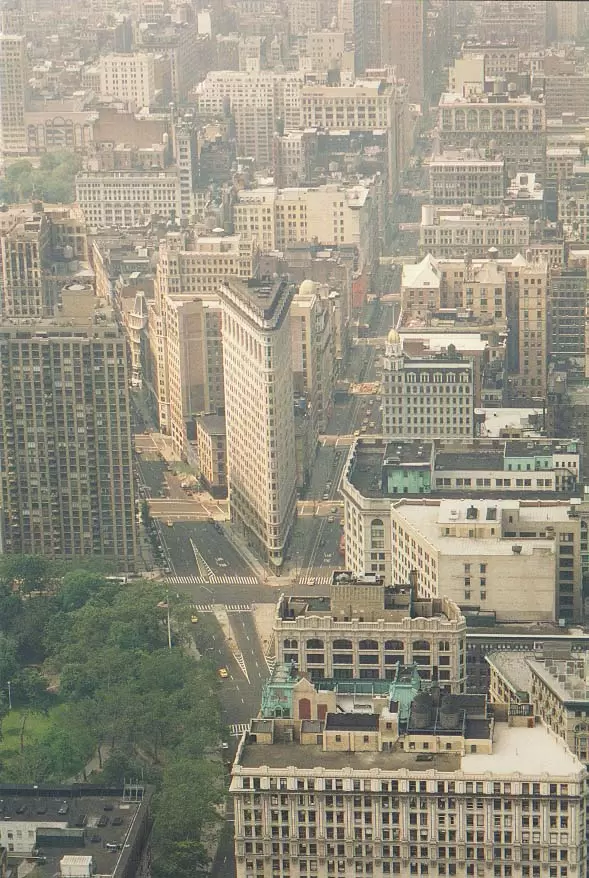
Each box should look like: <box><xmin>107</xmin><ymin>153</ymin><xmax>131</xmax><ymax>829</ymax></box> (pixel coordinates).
<box><xmin>219</xmin><ymin>522</ymin><xmax>284</xmax><ymax>588</ymax></box>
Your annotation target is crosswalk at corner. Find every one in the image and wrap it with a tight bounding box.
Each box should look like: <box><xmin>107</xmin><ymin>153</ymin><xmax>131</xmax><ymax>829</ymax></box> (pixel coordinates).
<box><xmin>297</xmin><ymin>575</ymin><xmax>332</xmax><ymax>586</ymax></box>
<box><xmin>190</xmin><ymin>603</ymin><xmax>252</xmax><ymax>613</ymax></box>
<box><xmin>230</xmin><ymin>723</ymin><xmax>249</xmax><ymax>737</ymax></box>
<box><xmin>265</xmin><ymin>654</ymin><xmax>277</xmax><ymax>674</ymax></box>
<box><xmin>165</xmin><ymin>574</ymin><xmax>259</xmax><ymax>586</ymax></box>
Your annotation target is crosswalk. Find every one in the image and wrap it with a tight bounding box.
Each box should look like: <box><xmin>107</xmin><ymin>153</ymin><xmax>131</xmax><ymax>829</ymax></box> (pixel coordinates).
<box><xmin>265</xmin><ymin>654</ymin><xmax>277</xmax><ymax>674</ymax></box>
<box><xmin>230</xmin><ymin>723</ymin><xmax>249</xmax><ymax>737</ymax></box>
<box><xmin>298</xmin><ymin>575</ymin><xmax>332</xmax><ymax>586</ymax></box>
<box><xmin>190</xmin><ymin>603</ymin><xmax>252</xmax><ymax>613</ymax></box>
<box><xmin>165</xmin><ymin>575</ymin><xmax>259</xmax><ymax>586</ymax></box>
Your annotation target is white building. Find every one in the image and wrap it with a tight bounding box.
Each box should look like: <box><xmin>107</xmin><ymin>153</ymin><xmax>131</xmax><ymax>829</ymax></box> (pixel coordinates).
<box><xmin>231</xmin><ymin>699</ymin><xmax>588</xmax><ymax>878</ymax></box>
<box><xmin>75</xmin><ymin>169</ymin><xmax>183</xmax><ymax>228</ymax></box>
<box><xmin>233</xmin><ymin>183</ymin><xmax>376</xmax><ymax>276</ymax></box>
<box><xmin>419</xmin><ymin>204</ymin><xmax>530</xmax><ymax>259</ymax></box>
<box><xmin>195</xmin><ymin>70</ymin><xmax>306</xmax><ymax>167</ymax></box>
<box><xmin>218</xmin><ymin>277</ymin><xmax>297</xmax><ymax>569</ymax></box>
<box><xmin>381</xmin><ymin>329</ymin><xmax>474</xmax><ymax>441</ymax></box>
<box><xmin>99</xmin><ymin>52</ymin><xmax>164</xmax><ymax>110</ymax></box>
<box><xmin>391</xmin><ymin>497</ymin><xmax>583</xmax><ymax>623</ymax></box>
<box><xmin>340</xmin><ymin>437</ymin><xmax>582</xmax><ymax>587</ymax></box>
<box><xmin>428</xmin><ymin>148</ymin><xmax>507</xmax><ymax>205</ymax></box>
<box><xmin>438</xmin><ymin>91</ymin><xmax>546</xmax><ymax>177</ymax></box>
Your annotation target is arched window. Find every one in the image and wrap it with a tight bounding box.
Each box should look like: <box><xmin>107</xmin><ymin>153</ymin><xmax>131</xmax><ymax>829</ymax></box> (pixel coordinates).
<box><xmin>307</xmin><ymin>638</ymin><xmax>324</xmax><ymax>650</ymax></box>
<box><xmin>385</xmin><ymin>640</ymin><xmax>404</xmax><ymax>651</ymax></box>
<box><xmin>467</xmin><ymin>110</ymin><xmax>477</xmax><ymax>129</ymax></box>
<box><xmin>480</xmin><ymin>109</ymin><xmax>490</xmax><ymax>130</ymax></box>
<box><xmin>284</xmin><ymin>638</ymin><xmax>298</xmax><ymax>650</ymax></box>
<box><xmin>370</xmin><ymin>518</ymin><xmax>385</xmax><ymax>550</ymax></box>
<box><xmin>359</xmin><ymin>639</ymin><xmax>379</xmax><ymax>651</ymax></box>
<box><xmin>492</xmin><ymin>110</ymin><xmax>503</xmax><ymax>130</ymax></box>
<box><xmin>455</xmin><ymin>109</ymin><xmax>465</xmax><ymax>131</ymax></box>
<box><xmin>333</xmin><ymin>639</ymin><xmax>353</xmax><ymax>650</ymax></box>
<box><xmin>413</xmin><ymin>640</ymin><xmax>431</xmax><ymax>652</ymax></box>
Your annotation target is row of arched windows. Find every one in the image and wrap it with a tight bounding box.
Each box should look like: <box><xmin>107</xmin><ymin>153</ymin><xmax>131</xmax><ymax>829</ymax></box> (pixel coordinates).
<box><xmin>285</xmin><ymin>638</ymin><xmax>451</xmax><ymax>652</ymax></box>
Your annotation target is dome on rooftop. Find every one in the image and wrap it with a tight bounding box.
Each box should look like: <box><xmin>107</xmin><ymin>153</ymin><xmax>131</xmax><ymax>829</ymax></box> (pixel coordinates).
<box><xmin>387</xmin><ymin>328</ymin><xmax>401</xmax><ymax>346</ymax></box>
<box><xmin>299</xmin><ymin>279</ymin><xmax>316</xmax><ymax>295</ymax></box>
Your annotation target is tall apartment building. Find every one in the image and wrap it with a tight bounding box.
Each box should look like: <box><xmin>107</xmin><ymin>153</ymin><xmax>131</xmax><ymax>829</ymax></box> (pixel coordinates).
<box><xmin>419</xmin><ymin>205</ymin><xmax>530</xmax><ymax>260</ymax></box>
<box><xmin>218</xmin><ymin>277</ymin><xmax>297</xmax><ymax>569</ymax></box>
<box><xmin>288</xmin><ymin>0</ymin><xmax>336</xmax><ymax>34</ymax></box>
<box><xmin>0</xmin><ymin>207</ymin><xmax>52</xmax><ymax>317</ymax></box>
<box><xmin>0</xmin><ymin>33</ymin><xmax>26</xmax><ymax>155</ymax></box>
<box><xmin>381</xmin><ymin>330</ymin><xmax>474</xmax><ymax>442</ymax></box>
<box><xmin>0</xmin><ymin>289</ymin><xmax>137</xmax><ymax>563</ymax></box>
<box><xmin>149</xmin><ymin>231</ymin><xmax>257</xmax><ymax>452</ymax></box>
<box><xmin>275</xmin><ymin>573</ymin><xmax>467</xmax><ymax>690</ymax></box>
<box><xmin>428</xmin><ymin>149</ymin><xmax>507</xmax><ymax>206</ymax></box>
<box><xmin>512</xmin><ymin>253</ymin><xmax>549</xmax><ymax>401</ymax></box>
<box><xmin>548</xmin><ymin>268</ymin><xmax>588</xmax><ymax>370</ymax></box>
<box><xmin>99</xmin><ymin>52</ymin><xmax>166</xmax><ymax>110</ymax></box>
<box><xmin>438</xmin><ymin>92</ymin><xmax>546</xmax><ymax>178</ymax></box>
<box><xmin>379</xmin><ymin>0</ymin><xmax>425</xmax><ymax>103</ymax></box>
<box><xmin>544</xmin><ymin>75</ymin><xmax>589</xmax><ymax>120</ymax></box>
<box><xmin>552</xmin><ymin>0</ymin><xmax>582</xmax><ymax>41</ymax></box>
<box><xmin>341</xmin><ymin>437</ymin><xmax>582</xmax><ymax>585</ymax></box>
<box><xmin>195</xmin><ymin>70</ymin><xmax>305</xmax><ymax>167</ymax></box>
<box><xmin>76</xmin><ymin>169</ymin><xmax>183</xmax><ymax>228</ymax></box>
<box><xmin>391</xmin><ymin>497</ymin><xmax>583</xmax><ymax>623</ymax></box>
<box><xmin>352</xmin><ymin>0</ymin><xmax>381</xmax><ymax>74</ymax></box>
<box><xmin>231</xmin><ymin>693</ymin><xmax>587</xmax><ymax>878</ymax></box>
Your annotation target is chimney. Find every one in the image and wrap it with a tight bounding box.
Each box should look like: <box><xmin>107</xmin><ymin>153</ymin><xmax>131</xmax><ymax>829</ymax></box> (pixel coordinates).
<box><xmin>408</xmin><ymin>569</ymin><xmax>418</xmax><ymax>602</ymax></box>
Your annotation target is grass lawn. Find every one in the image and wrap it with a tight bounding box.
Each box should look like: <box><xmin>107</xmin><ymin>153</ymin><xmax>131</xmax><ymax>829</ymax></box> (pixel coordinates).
<box><xmin>0</xmin><ymin>708</ymin><xmax>54</xmax><ymax>763</ymax></box>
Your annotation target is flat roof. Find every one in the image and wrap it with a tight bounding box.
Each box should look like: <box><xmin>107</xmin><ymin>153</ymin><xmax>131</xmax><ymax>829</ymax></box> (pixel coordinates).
<box><xmin>461</xmin><ymin>722</ymin><xmax>583</xmax><ymax>778</ymax></box>
<box><xmin>0</xmin><ymin>786</ymin><xmax>151</xmax><ymax>878</ymax></box>
<box><xmin>486</xmin><ymin>650</ymin><xmax>533</xmax><ymax>695</ymax></box>
<box><xmin>435</xmin><ymin>451</ymin><xmax>504</xmax><ymax>471</ymax></box>
<box><xmin>237</xmin><ymin>722</ymin><xmax>583</xmax><ymax>778</ymax></box>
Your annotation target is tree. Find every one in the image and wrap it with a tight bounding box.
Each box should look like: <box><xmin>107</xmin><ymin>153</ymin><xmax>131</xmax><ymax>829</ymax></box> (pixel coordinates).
<box><xmin>0</xmin><ymin>555</ymin><xmax>50</xmax><ymax>593</ymax></box>
<box><xmin>11</xmin><ymin>668</ymin><xmax>53</xmax><ymax>713</ymax></box>
<box><xmin>57</xmin><ymin>571</ymin><xmax>106</xmax><ymax>612</ymax></box>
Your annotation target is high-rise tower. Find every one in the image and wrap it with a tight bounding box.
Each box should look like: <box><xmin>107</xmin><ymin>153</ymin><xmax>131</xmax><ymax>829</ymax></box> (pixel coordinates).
<box><xmin>218</xmin><ymin>276</ymin><xmax>297</xmax><ymax>569</ymax></box>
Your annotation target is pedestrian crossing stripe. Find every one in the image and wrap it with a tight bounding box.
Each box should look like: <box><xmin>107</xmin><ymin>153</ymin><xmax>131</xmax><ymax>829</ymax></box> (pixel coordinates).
<box><xmin>164</xmin><ymin>575</ymin><xmax>259</xmax><ymax>585</ymax></box>
<box><xmin>230</xmin><ymin>723</ymin><xmax>249</xmax><ymax>737</ymax></box>
<box><xmin>298</xmin><ymin>576</ymin><xmax>332</xmax><ymax>586</ymax></box>
<box><xmin>265</xmin><ymin>655</ymin><xmax>277</xmax><ymax>674</ymax></box>
<box><xmin>189</xmin><ymin>603</ymin><xmax>252</xmax><ymax>613</ymax></box>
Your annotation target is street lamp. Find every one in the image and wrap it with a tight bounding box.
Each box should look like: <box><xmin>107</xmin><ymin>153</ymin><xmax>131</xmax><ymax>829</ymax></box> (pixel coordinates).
<box><xmin>7</xmin><ymin>680</ymin><xmax>11</xmax><ymax>710</ymax></box>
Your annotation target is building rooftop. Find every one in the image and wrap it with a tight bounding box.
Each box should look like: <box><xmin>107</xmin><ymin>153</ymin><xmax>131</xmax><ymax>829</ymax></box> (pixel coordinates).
<box><xmin>486</xmin><ymin>650</ymin><xmax>534</xmax><ymax>698</ymax></box>
<box><xmin>196</xmin><ymin>414</ymin><xmax>226</xmax><ymax>436</ymax></box>
<box><xmin>0</xmin><ymin>784</ymin><xmax>151</xmax><ymax>878</ymax></box>
<box><xmin>217</xmin><ymin>276</ymin><xmax>294</xmax><ymax>328</ymax></box>
<box><xmin>529</xmin><ymin>655</ymin><xmax>589</xmax><ymax>705</ymax></box>
<box><xmin>435</xmin><ymin>451</ymin><xmax>504</xmax><ymax>471</ymax></box>
<box><xmin>236</xmin><ymin>720</ymin><xmax>582</xmax><ymax>778</ymax></box>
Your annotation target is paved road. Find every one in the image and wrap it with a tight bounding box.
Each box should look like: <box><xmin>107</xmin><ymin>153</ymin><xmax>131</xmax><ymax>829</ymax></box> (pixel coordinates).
<box><xmin>162</xmin><ymin>521</ymin><xmax>258</xmax><ymax>579</ymax></box>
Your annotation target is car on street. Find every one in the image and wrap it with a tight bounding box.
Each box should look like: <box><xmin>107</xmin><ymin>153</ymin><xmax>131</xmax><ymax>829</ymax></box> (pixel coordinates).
<box><xmin>191</xmin><ymin>614</ymin><xmax>199</xmax><ymax>624</ymax></box>
<box><xmin>218</xmin><ymin>667</ymin><xmax>229</xmax><ymax>679</ymax></box>
<box><xmin>322</xmin><ymin>492</ymin><xmax>329</xmax><ymax>500</ymax></box>
<box><xmin>328</xmin><ymin>515</ymin><xmax>335</xmax><ymax>523</ymax></box>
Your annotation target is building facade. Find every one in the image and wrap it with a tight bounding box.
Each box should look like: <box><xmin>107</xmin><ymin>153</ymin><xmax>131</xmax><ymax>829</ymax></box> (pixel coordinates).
<box><xmin>0</xmin><ymin>291</ymin><xmax>137</xmax><ymax>563</ymax></box>
<box><xmin>231</xmin><ymin>696</ymin><xmax>587</xmax><ymax>878</ymax></box>
<box><xmin>275</xmin><ymin>573</ymin><xmax>467</xmax><ymax>691</ymax></box>
<box><xmin>390</xmin><ymin>498</ymin><xmax>583</xmax><ymax>624</ymax></box>
<box><xmin>381</xmin><ymin>330</ymin><xmax>474</xmax><ymax>441</ymax></box>
<box><xmin>0</xmin><ymin>33</ymin><xmax>26</xmax><ymax>155</ymax></box>
<box><xmin>219</xmin><ymin>277</ymin><xmax>297</xmax><ymax>569</ymax></box>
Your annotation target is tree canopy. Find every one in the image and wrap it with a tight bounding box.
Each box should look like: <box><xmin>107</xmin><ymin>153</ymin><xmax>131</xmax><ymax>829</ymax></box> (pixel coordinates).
<box><xmin>0</xmin><ymin>151</ymin><xmax>82</xmax><ymax>205</ymax></box>
<box><xmin>0</xmin><ymin>563</ymin><xmax>227</xmax><ymax>878</ymax></box>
